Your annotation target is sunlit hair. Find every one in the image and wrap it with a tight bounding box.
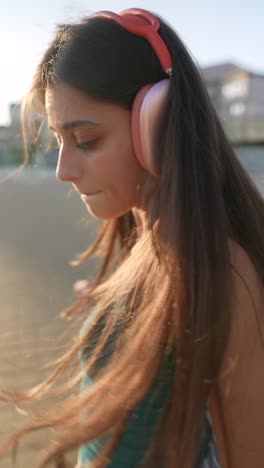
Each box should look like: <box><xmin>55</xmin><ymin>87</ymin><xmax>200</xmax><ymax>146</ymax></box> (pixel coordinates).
<box><xmin>1</xmin><ymin>11</ymin><xmax>264</xmax><ymax>468</ymax></box>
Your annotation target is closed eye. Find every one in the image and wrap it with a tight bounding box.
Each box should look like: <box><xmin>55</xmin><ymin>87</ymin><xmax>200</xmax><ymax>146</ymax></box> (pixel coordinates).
<box><xmin>76</xmin><ymin>140</ymin><xmax>97</xmax><ymax>151</ymax></box>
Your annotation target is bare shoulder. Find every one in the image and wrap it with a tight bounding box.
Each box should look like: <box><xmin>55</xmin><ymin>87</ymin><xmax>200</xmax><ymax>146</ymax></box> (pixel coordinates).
<box><xmin>213</xmin><ymin>240</ymin><xmax>264</xmax><ymax>467</ymax></box>
<box><xmin>228</xmin><ymin>238</ymin><xmax>260</xmax><ymax>276</ymax></box>
<box><xmin>225</xmin><ymin>239</ymin><xmax>264</xmax><ymax>355</ymax></box>
<box><xmin>228</xmin><ymin>238</ymin><xmax>263</xmax><ymax>312</ymax></box>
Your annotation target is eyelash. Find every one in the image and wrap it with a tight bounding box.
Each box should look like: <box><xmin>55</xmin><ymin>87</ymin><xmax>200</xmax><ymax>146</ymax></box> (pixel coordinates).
<box><xmin>76</xmin><ymin>140</ymin><xmax>97</xmax><ymax>151</ymax></box>
<box><xmin>53</xmin><ymin>133</ymin><xmax>97</xmax><ymax>151</ymax></box>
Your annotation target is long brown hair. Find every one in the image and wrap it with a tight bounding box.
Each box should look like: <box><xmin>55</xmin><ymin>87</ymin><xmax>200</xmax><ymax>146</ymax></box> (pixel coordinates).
<box><xmin>1</xmin><ymin>11</ymin><xmax>264</xmax><ymax>468</ymax></box>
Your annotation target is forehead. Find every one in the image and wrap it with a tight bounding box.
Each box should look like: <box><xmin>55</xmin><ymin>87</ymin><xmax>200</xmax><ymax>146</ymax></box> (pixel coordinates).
<box><xmin>45</xmin><ymin>83</ymin><xmax>124</xmax><ymax>128</ymax></box>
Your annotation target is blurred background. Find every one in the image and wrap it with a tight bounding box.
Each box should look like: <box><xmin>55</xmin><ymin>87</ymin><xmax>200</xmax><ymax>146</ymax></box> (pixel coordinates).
<box><xmin>0</xmin><ymin>1</ymin><xmax>263</xmax><ymax>466</ymax></box>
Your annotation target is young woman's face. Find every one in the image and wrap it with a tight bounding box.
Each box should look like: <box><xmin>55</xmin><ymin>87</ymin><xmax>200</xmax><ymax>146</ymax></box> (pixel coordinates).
<box><xmin>45</xmin><ymin>82</ymin><xmax>147</xmax><ymax>219</ymax></box>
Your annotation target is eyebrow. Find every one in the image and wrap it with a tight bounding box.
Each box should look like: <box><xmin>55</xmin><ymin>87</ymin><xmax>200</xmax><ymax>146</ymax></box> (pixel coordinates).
<box><xmin>49</xmin><ymin>119</ymin><xmax>101</xmax><ymax>132</ymax></box>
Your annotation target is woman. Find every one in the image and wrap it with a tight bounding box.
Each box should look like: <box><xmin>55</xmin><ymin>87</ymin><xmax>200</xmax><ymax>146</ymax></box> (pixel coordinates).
<box><xmin>1</xmin><ymin>7</ymin><xmax>264</xmax><ymax>468</ymax></box>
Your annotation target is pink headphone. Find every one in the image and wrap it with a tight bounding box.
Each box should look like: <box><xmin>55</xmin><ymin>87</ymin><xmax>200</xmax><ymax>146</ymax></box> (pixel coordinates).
<box><xmin>91</xmin><ymin>8</ymin><xmax>172</xmax><ymax>176</ymax></box>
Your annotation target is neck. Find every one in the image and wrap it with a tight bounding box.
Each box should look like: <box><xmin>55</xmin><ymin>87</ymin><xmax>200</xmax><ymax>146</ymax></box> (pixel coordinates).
<box><xmin>132</xmin><ymin>181</ymin><xmax>157</xmax><ymax>237</ymax></box>
<box><xmin>131</xmin><ymin>207</ymin><xmax>149</xmax><ymax>237</ymax></box>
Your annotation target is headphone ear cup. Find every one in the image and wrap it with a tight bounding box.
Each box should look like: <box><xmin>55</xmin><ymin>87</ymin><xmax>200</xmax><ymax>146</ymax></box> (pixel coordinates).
<box><xmin>131</xmin><ymin>79</ymin><xmax>170</xmax><ymax>176</ymax></box>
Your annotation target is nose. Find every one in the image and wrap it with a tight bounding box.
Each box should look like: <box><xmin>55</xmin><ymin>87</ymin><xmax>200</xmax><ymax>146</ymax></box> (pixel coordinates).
<box><xmin>56</xmin><ymin>145</ymin><xmax>81</xmax><ymax>183</ymax></box>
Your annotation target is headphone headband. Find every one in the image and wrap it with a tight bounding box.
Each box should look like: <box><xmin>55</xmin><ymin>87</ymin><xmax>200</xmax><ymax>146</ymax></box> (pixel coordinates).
<box><xmin>91</xmin><ymin>8</ymin><xmax>172</xmax><ymax>77</ymax></box>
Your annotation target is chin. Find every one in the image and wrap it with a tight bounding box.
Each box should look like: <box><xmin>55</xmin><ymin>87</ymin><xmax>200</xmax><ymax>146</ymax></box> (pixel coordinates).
<box><xmin>86</xmin><ymin>206</ymin><xmax>132</xmax><ymax>220</ymax></box>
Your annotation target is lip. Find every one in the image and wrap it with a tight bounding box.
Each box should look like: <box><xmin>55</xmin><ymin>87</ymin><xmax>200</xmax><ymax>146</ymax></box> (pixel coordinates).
<box><xmin>81</xmin><ymin>192</ymin><xmax>101</xmax><ymax>203</ymax></box>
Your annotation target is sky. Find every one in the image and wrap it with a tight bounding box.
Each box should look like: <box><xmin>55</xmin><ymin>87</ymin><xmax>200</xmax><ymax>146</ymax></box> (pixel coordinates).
<box><xmin>1</xmin><ymin>0</ymin><xmax>264</xmax><ymax>126</ymax></box>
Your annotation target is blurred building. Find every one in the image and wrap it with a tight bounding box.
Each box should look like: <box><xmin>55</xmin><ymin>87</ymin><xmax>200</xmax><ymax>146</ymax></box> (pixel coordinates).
<box><xmin>9</xmin><ymin>102</ymin><xmax>21</xmax><ymax>130</ymax></box>
<box><xmin>0</xmin><ymin>102</ymin><xmax>58</xmax><ymax>167</ymax></box>
<box><xmin>202</xmin><ymin>62</ymin><xmax>264</xmax><ymax>143</ymax></box>
<box><xmin>0</xmin><ymin>126</ymin><xmax>10</xmax><ymax>164</ymax></box>
<box><xmin>9</xmin><ymin>102</ymin><xmax>23</xmax><ymax>146</ymax></box>
<box><xmin>0</xmin><ymin>103</ymin><xmax>24</xmax><ymax>165</ymax></box>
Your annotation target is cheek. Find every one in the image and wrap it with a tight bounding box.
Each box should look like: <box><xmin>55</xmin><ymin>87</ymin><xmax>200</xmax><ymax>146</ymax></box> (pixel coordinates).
<box><xmin>107</xmin><ymin>151</ymin><xmax>143</xmax><ymax>201</ymax></box>
<box><xmin>88</xmin><ymin>135</ymin><xmax>145</xmax><ymax>216</ymax></box>
<box><xmin>83</xmin><ymin>162</ymin><xmax>144</xmax><ymax>220</ymax></box>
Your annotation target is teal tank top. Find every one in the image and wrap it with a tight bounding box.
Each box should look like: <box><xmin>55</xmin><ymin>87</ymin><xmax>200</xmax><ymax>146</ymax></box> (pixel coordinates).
<box><xmin>78</xmin><ymin>306</ymin><xmax>220</xmax><ymax>468</ymax></box>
